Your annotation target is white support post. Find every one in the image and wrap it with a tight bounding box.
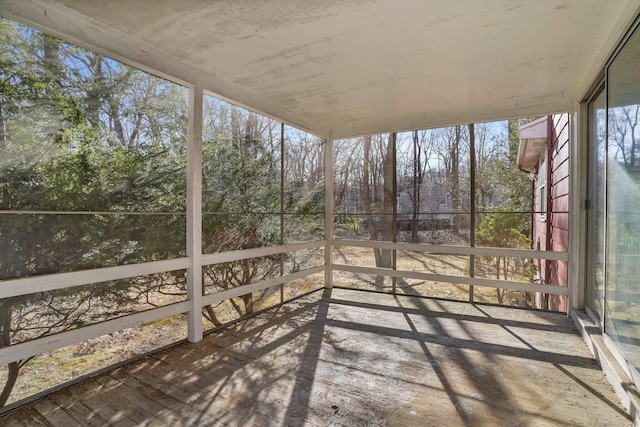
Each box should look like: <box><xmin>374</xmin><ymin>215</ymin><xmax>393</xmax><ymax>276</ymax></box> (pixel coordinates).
<box><xmin>569</xmin><ymin>102</ymin><xmax>587</xmax><ymax>312</ymax></box>
<box><xmin>324</xmin><ymin>138</ymin><xmax>334</xmax><ymax>290</ymax></box>
<box><xmin>187</xmin><ymin>84</ymin><xmax>204</xmax><ymax>342</ymax></box>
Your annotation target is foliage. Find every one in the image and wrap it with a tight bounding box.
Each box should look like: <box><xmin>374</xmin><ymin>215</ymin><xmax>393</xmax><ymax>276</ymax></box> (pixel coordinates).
<box><xmin>476</xmin><ymin>208</ymin><xmax>530</xmax><ymax>250</ymax></box>
<box><xmin>200</xmin><ymin>104</ymin><xmax>325</xmax><ymax>323</ymax></box>
<box><xmin>0</xmin><ymin>17</ymin><xmax>325</xmax><ymax>407</ymax></box>
<box><xmin>476</xmin><ymin>208</ymin><xmax>534</xmax><ymax>304</ymax></box>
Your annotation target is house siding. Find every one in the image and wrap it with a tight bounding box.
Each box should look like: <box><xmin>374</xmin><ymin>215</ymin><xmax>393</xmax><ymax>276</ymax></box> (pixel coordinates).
<box><xmin>532</xmin><ymin>113</ymin><xmax>570</xmax><ymax>312</ymax></box>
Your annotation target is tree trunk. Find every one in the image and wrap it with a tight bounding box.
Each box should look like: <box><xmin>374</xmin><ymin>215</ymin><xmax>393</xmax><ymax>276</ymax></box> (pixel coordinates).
<box><xmin>412</xmin><ymin>130</ymin><xmax>420</xmax><ymax>243</ymax></box>
<box><xmin>0</xmin><ymin>362</ymin><xmax>19</xmax><ymax>408</ymax></box>
<box><xmin>380</xmin><ymin>133</ymin><xmax>395</xmax><ymax>268</ymax></box>
<box><xmin>0</xmin><ymin>300</ymin><xmax>18</xmax><ymax>407</ymax></box>
<box><xmin>494</xmin><ymin>258</ymin><xmax>504</xmax><ymax>305</ymax></box>
<box><xmin>451</xmin><ymin>126</ymin><xmax>460</xmax><ymax>233</ymax></box>
<box><xmin>109</xmin><ymin>99</ymin><xmax>127</xmax><ymax>146</ymax></box>
<box><xmin>0</xmin><ymin>98</ymin><xmax>6</xmax><ymax>152</ymax></box>
<box><xmin>203</xmin><ymin>305</ymin><xmax>222</xmax><ymax>327</ymax></box>
<box><xmin>335</xmin><ymin>144</ymin><xmax>358</xmax><ymax>217</ymax></box>
<box><xmin>42</xmin><ymin>34</ymin><xmax>63</xmax><ymax>86</ymax></box>
<box><xmin>241</xmin><ymin>293</ymin><xmax>254</xmax><ymax>315</ymax></box>
<box><xmin>362</xmin><ymin>135</ymin><xmax>382</xmax><ymax>264</ymax></box>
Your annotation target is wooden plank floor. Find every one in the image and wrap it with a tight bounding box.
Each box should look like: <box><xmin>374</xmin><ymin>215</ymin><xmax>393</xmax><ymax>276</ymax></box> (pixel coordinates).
<box><xmin>2</xmin><ymin>288</ymin><xmax>632</xmax><ymax>426</ymax></box>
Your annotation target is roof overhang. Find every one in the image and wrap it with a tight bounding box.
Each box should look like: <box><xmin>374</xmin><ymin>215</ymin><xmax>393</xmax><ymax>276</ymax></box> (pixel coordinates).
<box><xmin>517</xmin><ymin>116</ymin><xmax>549</xmax><ymax>172</ymax></box>
<box><xmin>1</xmin><ymin>0</ymin><xmax>639</xmax><ymax>139</ymax></box>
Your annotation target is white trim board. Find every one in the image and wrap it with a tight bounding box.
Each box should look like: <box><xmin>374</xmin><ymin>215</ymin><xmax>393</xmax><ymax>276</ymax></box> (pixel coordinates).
<box><xmin>333</xmin><ymin>239</ymin><xmax>569</xmax><ymax>261</ymax></box>
<box><xmin>0</xmin><ymin>258</ymin><xmax>190</xmax><ymax>299</ymax></box>
<box><xmin>0</xmin><ymin>301</ymin><xmax>190</xmax><ymax>366</ymax></box>
<box><xmin>201</xmin><ymin>240</ymin><xmax>325</xmax><ymax>266</ymax></box>
<box><xmin>333</xmin><ymin>264</ymin><xmax>569</xmax><ymax>296</ymax></box>
<box><xmin>202</xmin><ymin>265</ymin><xmax>325</xmax><ymax>307</ymax></box>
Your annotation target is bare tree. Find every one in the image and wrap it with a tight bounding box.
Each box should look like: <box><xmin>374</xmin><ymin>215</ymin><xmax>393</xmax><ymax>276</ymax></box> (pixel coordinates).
<box><xmin>407</xmin><ymin>130</ymin><xmax>434</xmax><ymax>242</ymax></box>
<box><xmin>361</xmin><ymin>133</ymin><xmax>395</xmax><ymax>268</ymax></box>
<box><xmin>333</xmin><ymin>141</ymin><xmax>361</xmax><ymax>220</ymax></box>
<box><xmin>362</xmin><ymin>135</ymin><xmax>378</xmax><ymax>241</ymax></box>
<box><xmin>610</xmin><ymin>104</ymin><xmax>640</xmax><ymax>168</ymax></box>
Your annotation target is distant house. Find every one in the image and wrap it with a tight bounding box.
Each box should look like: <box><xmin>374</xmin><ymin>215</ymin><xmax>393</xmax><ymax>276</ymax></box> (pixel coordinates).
<box><xmin>396</xmin><ymin>180</ymin><xmax>454</xmax><ymax>230</ymax></box>
<box><xmin>518</xmin><ymin>115</ymin><xmax>570</xmax><ymax>311</ymax></box>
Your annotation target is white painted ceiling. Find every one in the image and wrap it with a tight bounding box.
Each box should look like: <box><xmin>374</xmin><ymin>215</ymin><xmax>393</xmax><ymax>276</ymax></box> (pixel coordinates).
<box><xmin>1</xmin><ymin>0</ymin><xmax>638</xmax><ymax>138</ymax></box>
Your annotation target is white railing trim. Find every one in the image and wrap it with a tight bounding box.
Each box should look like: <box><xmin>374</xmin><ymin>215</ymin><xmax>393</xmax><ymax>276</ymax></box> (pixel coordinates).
<box><xmin>0</xmin><ymin>258</ymin><xmax>190</xmax><ymax>299</ymax></box>
<box><xmin>201</xmin><ymin>240</ymin><xmax>325</xmax><ymax>266</ymax></box>
<box><xmin>0</xmin><ymin>301</ymin><xmax>190</xmax><ymax>366</ymax></box>
<box><xmin>202</xmin><ymin>265</ymin><xmax>325</xmax><ymax>306</ymax></box>
<box><xmin>333</xmin><ymin>239</ymin><xmax>569</xmax><ymax>261</ymax></box>
<box><xmin>0</xmin><ymin>241</ymin><xmax>327</xmax><ymax>300</ymax></box>
<box><xmin>0</xmin><ymin>239</ymin><xmax>570</xmax><ymax>373</ymax></box>
<box><xmin>333</xmin><ymin>264</ymin><xmax>569</xmax><ymax>296</ymax></box>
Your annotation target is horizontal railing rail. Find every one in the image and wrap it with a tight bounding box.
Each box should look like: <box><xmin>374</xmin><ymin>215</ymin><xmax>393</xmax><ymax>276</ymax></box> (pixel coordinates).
<box><xmin>0</xmin><ymin>241</ymin><xmax>327</xmax><ymax>300</ymax></box>
<box><xmin>0</xmin><ymin>258</ymin><xmax>191</xmax><ymax>299</ymax></box>
<box><xmin>0</xmin><ymin>238</ymin><xmax>568</xmax><ymax>388</ymax></box>
<box><xmin>0</xmin><ymin>300</ymin><xmax>190</xmax><ymax>366</ymax></box>
<box><xmin>333</xmin><ymin>264</ymin><xmax>568</xmax><ymax>296</ymax></box>
<box><xmin>0</xmin><ymin>240</ymin><xmax>327</xmax><ymax>367</ymax></box>
<box><xmin>203</xmin><ymin>265</ymin><xmax>325</xmax><ymax>306</ymax></box>
<box><xmin>334</xmin><ymin>239</ymin><xmax>569</xmax><ymax>261</ymax></box>
<box><xmin>201</xmin><ymin>240</ymin><xmax>326</xmax><ymax>266</ymax></box>
<box><xmin>0</xmin><ymin>210</ymin><xmax>187</xmax><ymax>215</ymax></box>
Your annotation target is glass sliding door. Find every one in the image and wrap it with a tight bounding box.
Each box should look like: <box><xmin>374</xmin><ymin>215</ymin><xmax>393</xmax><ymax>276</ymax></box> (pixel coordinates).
<box><xmin>605</xmin><ymin>22</ymin><xmax>640</xmax><ymax>378</ymax></box>
<box><xmin>586</xmin><ymin>87</ymin><xmax>606</xmax><ymax>321</ymax></box>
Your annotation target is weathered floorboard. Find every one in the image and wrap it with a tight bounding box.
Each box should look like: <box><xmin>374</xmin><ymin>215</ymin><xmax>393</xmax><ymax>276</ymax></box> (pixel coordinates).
<box><xmin>0</xmin><ymin>288</ymin><xmax>632</xmax><ymax>426</ymax></box>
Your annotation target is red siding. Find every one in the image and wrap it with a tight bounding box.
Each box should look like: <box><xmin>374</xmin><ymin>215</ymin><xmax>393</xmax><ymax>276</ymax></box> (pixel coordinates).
<box><xmin>530</xmin><ymin>113</ymin><xmax>570</xmax><ymax>312</ymax></box>
<box><xmin>553</xmin><ymin>193</ymin><xmax>569</xmax><ymax>213</ymax></box>
<box><xmin>553</xmin><ymin>139</ymin><xmax>570</xmax><ymax>163</ymax></box>
<box><xmin>552</xmin><ymin>225</ymin><xmax>569</xmax><ymax>249</ymax></box>
<box><xmin>552</xmin><ymin>159</ymin><xmax>569</xmax><ymax>184</ymax></box>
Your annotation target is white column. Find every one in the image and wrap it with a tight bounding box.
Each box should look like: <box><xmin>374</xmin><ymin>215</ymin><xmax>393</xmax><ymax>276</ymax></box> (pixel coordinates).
<box><xmin>186</xmin><ymin>84</ymin><xmax>204</xmax><ymax>342</ymax></box>
<box><xmin>569</xmin><ymin>103</ymin><xmax>587</xmax><ymax>313</ymax></box>
<box><xmin>324</xmin><ymin>138</ymin><xmax>334</xmax><ymax>290</ymax></box>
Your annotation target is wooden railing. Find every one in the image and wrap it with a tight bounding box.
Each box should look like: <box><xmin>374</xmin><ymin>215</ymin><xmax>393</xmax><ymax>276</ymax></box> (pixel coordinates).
<box><xmin>0</xmin><ymin>240</ymin><xmax>326</xmax><ymax>367</ymax></box>
<box><xmin>0</xmin><ymin>238</ymin><xmax>568</xmax><ymax>374</ymax></box>
<box><xmin>332</xmin><ymin>239</ymin><xmax>569</xmax><ymax>297</ymax></box>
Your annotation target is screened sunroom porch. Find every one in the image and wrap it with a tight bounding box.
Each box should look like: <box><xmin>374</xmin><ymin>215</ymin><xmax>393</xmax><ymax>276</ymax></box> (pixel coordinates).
<box><xmin>0</xmin><ymin>0</ymin><xmax>639</xmax><ymax>425</ymax></box>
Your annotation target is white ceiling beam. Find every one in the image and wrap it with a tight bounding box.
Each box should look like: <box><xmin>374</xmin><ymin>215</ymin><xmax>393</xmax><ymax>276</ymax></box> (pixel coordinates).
<box><xmin>331</xmin><ymin>99</ymin><xmax>573</xmax><ymax>140</ymax></box>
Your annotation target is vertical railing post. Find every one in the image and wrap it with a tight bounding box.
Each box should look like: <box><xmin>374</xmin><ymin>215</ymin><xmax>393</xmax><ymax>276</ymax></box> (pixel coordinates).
<box><xmin>325</xmin><ymin>138</ymin><xmax>334</xmax><ymax>291</ymax></box>
<box><xmin>280</xmin><ymin>122</ymin><xmax>285</xmax><ymax>303</ymax></box>
<box><xmin>187</xmin><ymin>84</ymin><xmax>203</xmax><ymax>342</ymax></box>
<box><xmin>391</xmin><ymin>132</ymin><xmax>398</xmax><ymax>294</ymax></box>
<box><xmin>570</xmin><ymin>103</ymin><xmax>587</xmax><ymax>313</ymax></box>
<box><xmin>469</xmin><ymin>123</ymin><xmax>476</xmax><ymax>303</ymax></box>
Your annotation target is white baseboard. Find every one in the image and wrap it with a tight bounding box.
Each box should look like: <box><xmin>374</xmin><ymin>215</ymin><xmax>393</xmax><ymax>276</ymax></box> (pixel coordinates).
<box><xmin>572</xmin><ymin>308</ymin><xmax>640</xmax><ymax>426</ymax></box>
